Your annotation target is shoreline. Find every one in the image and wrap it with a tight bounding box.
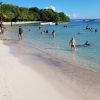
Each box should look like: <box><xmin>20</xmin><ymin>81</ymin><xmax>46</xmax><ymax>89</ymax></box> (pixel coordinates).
<box><xmin>0</xmin><ymin>41</ymin><xmax>67</xmax><ymax>100</ymax></box>
<box><xmin>3</xmin><ymin>20</ymin><xmax>99</xmax><ymax>73</ymax></box>
<box><xmin>1</xmin><ymin>35</ymin><xmax>100</xmax><ymax>100</ymax></box>
<box><xmin>2</xmin><ymin>21</ymin><xmax>41</xmax><ymax>25</ymax></box>
<box><xmin>0</xmin><ymin>40</ymin><xmax>84</xmax><ymax>100</ymax></box>
<box><xmin>2</xmin><ymin>21</ymin><xmax>69</xmax><ymax>25</ymax></box>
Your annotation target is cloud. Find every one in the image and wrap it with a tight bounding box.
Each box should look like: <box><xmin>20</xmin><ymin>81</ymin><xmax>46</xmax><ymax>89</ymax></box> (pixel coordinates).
<box><xmin>45</xmin><ymin>5</ymin><xmax>56</xmax><ymax>11</ymax></box>
<box><xmin>72</xmin><ymin>13</ymin><xmax>79</xmax><ymax>18</ymax></box>
<box><xmin>66</xmin><ymin>13</ymin><xmax>71</xmax><ymax>17</ymax></box>
<box><xmin>66</xmin><ymin>13</ymin><xmax>80</xmax><ymax>18</ymax></box>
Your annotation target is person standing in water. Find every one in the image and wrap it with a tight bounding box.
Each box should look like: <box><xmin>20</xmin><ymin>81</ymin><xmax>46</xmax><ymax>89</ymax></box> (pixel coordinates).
<box><xmin>11</xmin><ymin>21</ymin><xmax>13</xmax><ymax>27</ymax></box>
<box><xmin>0</xmin><ymin>21</ymin><xmax>6</xmax><ymax>40</ymax></box>
<box><xmin>52</xmin><ymin>30</ymin><xmax>56</xmax><ymax>38</ymax></box>
<box><xmin>18</xmin><ymin>26</ymin><xmax>23</xmax><ymax>40</ymax></box>
<box><xmin>69</xmin><ymin>37</ymin><xmax>76</xmax><ymax>50</ymax></box>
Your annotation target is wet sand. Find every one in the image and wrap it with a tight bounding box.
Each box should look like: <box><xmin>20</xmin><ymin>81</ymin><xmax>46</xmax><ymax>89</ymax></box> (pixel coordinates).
<box><xmin>0</xmin><ymin>39</ymin><xmax>100</xmax><ymax>100</ymax></box>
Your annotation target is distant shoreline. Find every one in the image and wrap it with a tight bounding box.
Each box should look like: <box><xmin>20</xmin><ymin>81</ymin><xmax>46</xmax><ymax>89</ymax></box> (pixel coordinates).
<box><xmin>2</xmin><ymin>21</ymin><xmax>42</xmax><ymax>25</ymax></box>
<box><xmin>2</xmin><ymin>21</ymin><xmax>69</xmax><ymax>25</ymax></box>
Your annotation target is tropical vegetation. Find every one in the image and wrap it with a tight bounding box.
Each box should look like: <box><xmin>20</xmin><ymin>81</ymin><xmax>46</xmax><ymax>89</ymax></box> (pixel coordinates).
<box><xmin>0</xmin><ymin>2</ymin><xmax>70</xmax><ymax>22</ymax></box>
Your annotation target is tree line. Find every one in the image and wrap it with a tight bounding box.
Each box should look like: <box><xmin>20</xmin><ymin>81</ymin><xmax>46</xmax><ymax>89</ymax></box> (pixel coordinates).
<box><xmin>0</xmin><ymin>3</ymin><xmax>70</xmax><ymax>22</ymax></box>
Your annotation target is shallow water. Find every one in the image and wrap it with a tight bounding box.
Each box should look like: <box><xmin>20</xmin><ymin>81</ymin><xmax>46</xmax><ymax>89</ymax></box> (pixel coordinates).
<box><xmin>5</xmin><ymin>20</ymin><xmax>100</xmax><ymax>72</ymax></box>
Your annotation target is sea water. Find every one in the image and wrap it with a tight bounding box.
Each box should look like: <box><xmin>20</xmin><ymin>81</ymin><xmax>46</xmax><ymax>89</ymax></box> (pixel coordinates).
<box><xmin>5</xmin><ymin>20</ymin><xmax>100</xmax><ymax>72</ymax></box>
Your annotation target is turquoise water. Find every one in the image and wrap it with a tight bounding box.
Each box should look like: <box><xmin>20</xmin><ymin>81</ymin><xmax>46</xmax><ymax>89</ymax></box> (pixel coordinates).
<box><xmin>5</xmin><ymin>20</ymin><xmax>100</xmax><ymax>71</ymax></box>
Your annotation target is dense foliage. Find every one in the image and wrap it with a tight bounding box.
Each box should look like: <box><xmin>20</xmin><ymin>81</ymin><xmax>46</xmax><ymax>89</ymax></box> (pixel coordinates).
<box><xmin>0</xmin><ymin>3</ymin><xmax>70</xmax><ymax>22</ymax></box>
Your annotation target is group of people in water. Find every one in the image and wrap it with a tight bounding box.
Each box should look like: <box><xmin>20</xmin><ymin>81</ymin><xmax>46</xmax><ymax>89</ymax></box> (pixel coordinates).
<box><xmin>39</xmin><ymin>25</ymin><xmax>92</xmax><ymax>50</ymax></box>
<box><xmin>69</xmin><ymin>37</ymin><xmax>90</xmax><ymax>50</ymax></box>
<box><xmin>86</xmin><ymin>26</ymin><xmax>98</xmax><ymax>32</ymax></box>
<box><xmin>10</xmin><ymin>25</ymin><xmax>92</xmax><ymax>50</ymax></box>
<box><xmin>0</xmin><ymin>21</ymin><xmax>23</xmax><ymax>40</ymax></box>
<box><xmin>0</xmin><ymin>21</ymin><xmax>96</xmax><ymax>51</ymax></box>
<box><xmin>69</xmin><ymin>25</ymin><xmax>100</xmax><ymax>50</ymax></box>
<box><xmin>39</xmin><ymin>26</ymin><xmax>56</xmax><ymax>38</ymax></box>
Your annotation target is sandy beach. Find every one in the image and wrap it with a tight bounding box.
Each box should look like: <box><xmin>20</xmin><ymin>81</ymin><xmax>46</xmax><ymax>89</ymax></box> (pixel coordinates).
<box><xmin>0</xmin><ymin>40</ymin><xmax>67</xmax><ymax>100</ymax></box>
<box><xmin>0</xmin><ymin>38</ymin><xmax>99</xmax><ymax>100</ymax></box>
<box><xmin>2</xmin><ymin>21</ymin><xmax>41</xmax><ymax>25</ymax></box>
<box><xmin>1</xmin><ymin>0</ymin><xmax>100</xmax><ymax>99</ymax></box>
<box><xmin>0</xmin><ymin>20</ymin><xmax>100</xmax><ymax>99</ymax></box>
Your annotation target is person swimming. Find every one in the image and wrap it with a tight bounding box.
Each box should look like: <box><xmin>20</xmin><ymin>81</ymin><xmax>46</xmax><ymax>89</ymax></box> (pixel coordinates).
<box><xmin>84</xmin><ymin>41</ymin><xmax>90</xmax><ymax>46</ymax></box>
<box><xmin>46</xmin><ymin>30</ymin><xmax>48</xmax><ymax>33</ymax></box>
<box><xmin>39</xmin><ymin>26</ymin><xmax>41</xmax><ymax>30</ymax></box>
<box><xmin>95</xmin><ymin>29</ymin><xmax>98</xmax><ymax>32</ymax></box>
<box><xmin>76</xmin><ymin>41</ymin><xmax>90</xmax><ymax>47</ymax></box>
<box><xmin>77</xmin><ymin>32</ymin><xmax>80</xmax><ymax>35</ymax></box>
<box><xmin>29</xmin><ymin>29</ymin><xmax>31</xmax><ymax>31</ymax></box>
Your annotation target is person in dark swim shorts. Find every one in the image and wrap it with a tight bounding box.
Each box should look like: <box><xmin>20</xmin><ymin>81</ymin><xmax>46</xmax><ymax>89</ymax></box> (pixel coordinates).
<box><xmin>18</xmin><ymin>26</ymin><xmax>23</xmax><ymax>40</ymax></box>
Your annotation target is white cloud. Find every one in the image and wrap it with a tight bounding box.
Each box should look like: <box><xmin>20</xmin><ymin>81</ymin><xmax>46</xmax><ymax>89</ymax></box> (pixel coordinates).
<box><xmin>66</xmin><ymin>13</ymin><xmax>71</xmax><ymax>17</ymax></box>
<box><xmin>66</xmin><ymin>13</ymin><xmax>80</xmax><ymax>18</ymax></box>
<box><xmin>45</xmin><ymin>5</ymin><xmax>56</xmax><ymax>11</ymax></box>
<box><xmin>72</xmin><ymin>13</ymin><xmax>79</xmax><ymax>18</ymax></box>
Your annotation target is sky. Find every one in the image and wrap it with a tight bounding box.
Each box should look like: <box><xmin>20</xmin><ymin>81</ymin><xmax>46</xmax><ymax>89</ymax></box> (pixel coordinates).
<box><xmin>1</xmin><ymin>0</ymin><xmax>100</xmax><ymax>19</ymax></box>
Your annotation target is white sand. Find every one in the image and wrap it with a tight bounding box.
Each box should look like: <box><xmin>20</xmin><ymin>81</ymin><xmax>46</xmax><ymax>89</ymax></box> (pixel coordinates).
<box><xmin>0</xmin><ymin>41</ymin><xmax>82</xmax><ymax>100</ymax></box>
<box><xmin>2</xmin><ymin>21</ymin><xmax>41</xmax><ymax>25</ymax></box>
<box><xmin>0</xmin><ymin>40</ymin><xmax>100</xmax><ymax>100</ymax></box>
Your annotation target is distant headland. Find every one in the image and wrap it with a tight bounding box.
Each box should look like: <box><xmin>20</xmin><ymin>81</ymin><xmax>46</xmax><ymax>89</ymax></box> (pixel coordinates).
<box><xmin>0</xmin><ymin>2</ymin><xmax>70</xmax><ymax>22</ymax></box>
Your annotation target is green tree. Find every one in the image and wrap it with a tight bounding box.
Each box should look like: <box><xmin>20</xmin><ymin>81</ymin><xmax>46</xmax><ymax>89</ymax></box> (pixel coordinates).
<box><xmin>29</xmin><ymin>7</ymin><xmax>40</xmax><ymax>21</ymax></box>
<box><xmin>1</xmin><ymin>2</ymin><xmax>70</xmax><ymax>22</ymax></box>
<box><xmin>58</xmin><ymin>12</ymin><xmax>70</xmax><ymax>22</ymax></box>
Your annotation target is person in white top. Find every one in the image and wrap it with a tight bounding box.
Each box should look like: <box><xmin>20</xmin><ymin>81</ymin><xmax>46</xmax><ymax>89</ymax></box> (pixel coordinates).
<box><xmin>69</xmin><ymin>37</ymin><xmax>76</xmax><ymax>50</ymax></box>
